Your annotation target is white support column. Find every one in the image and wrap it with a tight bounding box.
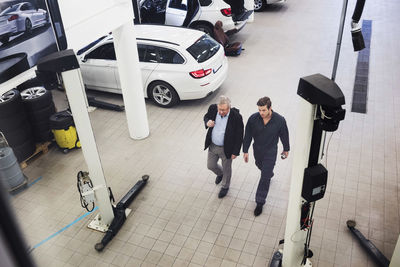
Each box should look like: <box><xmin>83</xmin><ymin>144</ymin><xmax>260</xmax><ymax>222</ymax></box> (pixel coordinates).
<box><xmin>61</xmin><ymin>69</ymin><xmax>114</xmax><ymax>229</ymax></box>
<box><xmin>282</xmin><ymin>99</ymin><xmax>316</xmax><ymax>266</ymax></box>
<box><xmin>113</xmin><ymin>22</ymin><xmax>150</xmax><ymax>140</ymax></box>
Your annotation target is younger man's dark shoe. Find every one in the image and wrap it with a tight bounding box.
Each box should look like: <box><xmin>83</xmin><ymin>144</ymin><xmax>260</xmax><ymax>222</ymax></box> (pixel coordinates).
<box><xmin>254</xmin><ymin>204</ymin><xmax>263</xmax><ymax>216</ymax></box>
<box><xmin>218</xmin><ymin>188</ymin><xmax>229</xmax><ymax>198</ymax></box>
<box><xmin>215</xmin><ymin>175</ymin><xmax>223</xmax><ymax>185</ymax></box>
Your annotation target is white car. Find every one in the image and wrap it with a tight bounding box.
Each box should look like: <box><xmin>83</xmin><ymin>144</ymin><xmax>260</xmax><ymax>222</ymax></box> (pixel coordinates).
<box><xmin>0</xmin><ymin>2</ymin><xmax>49</xmax><ymax>44</ymax></box>
<box><xmin>140</xmin><ymin>0</ymin><xmax>252</xmax><ymax>36</ymax></box>
<box><xmin>78</xmin><ymin>25</ymin><xmax>228</xmax><ymax>107</ymax></box>
<box><xmin>254</xmin><ymin>0</ymin><xmax>285</xmax><ymax>12</ymax></box>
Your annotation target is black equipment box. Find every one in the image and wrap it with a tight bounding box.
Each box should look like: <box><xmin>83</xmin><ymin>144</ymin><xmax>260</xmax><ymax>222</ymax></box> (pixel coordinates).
<box><xmin>302</xmin><ymin>164</ymin><xmax>328</xmax><ymax>202</ymax></box>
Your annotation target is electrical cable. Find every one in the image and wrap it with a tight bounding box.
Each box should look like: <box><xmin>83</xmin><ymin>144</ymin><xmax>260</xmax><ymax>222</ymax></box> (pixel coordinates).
<box><xmin>77</xmin><ymin>171</ymin><xmax>95</xmax><ymax>212</ymax></box>
<box><xmin>302</xmin><ymin>202</ymin><xmax>316</xmax><ymax>264</ymax></box>
<box><xmin>320</xmin><ymin>105</ymin><xmax>333</xmax><ymax>119</ymax></box>
<box><xmin>325</xmin><ymin>132</ymin><xmax>334</xmax><ymax>168</ymax></box>
<box><xmin>291</xmin><ymin>202</ymin><xmax>313</xmax><ymax>243</ymax></box>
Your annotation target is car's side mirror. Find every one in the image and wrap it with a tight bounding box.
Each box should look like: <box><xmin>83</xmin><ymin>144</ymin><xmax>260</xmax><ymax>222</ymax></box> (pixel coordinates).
<box><xmin>81</xmin><ymin>57</ymin><xmax>87</xmax><ymax>63</ymax></box>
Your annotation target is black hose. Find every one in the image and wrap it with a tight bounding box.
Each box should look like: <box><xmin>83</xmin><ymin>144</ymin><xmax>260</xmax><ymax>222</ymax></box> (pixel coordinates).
<box><xmin>352</xmin><ymin>0</ymin><xmax>366</xmax><ymax>23</ymax></box>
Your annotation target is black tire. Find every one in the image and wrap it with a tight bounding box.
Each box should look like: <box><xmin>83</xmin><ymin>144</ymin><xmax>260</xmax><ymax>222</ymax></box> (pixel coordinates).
<box><xmin>34</xmin><ymin>129</ymin><xmax>53</xmax><ymax>142</ymax></box>
<box><xmin>49</xmin><ymin>111</ymin><xmax>74</xmax><ymax>130</ymax></box>
<box><xmin>0</xmin><ymin>90</ymin><xmax>24</xmax><ymax>118</ymax></box>
<box><xmin>29</xmin><ymin>102</ymin><xmax>56</xmax><ymax>124</ymax></box>
<box><xmin>21</xmin><ymin>87</ymin><xmax>53</xmax><ymax>111</ymax></box>
<box><xmin>25</xmin><ymin>19</ymin><xmax>32</xmax><ymax>34</ymax></box>
<box><xmin>254</xmin><ymin>0</ymin><xmax>265</xmax><ymax>11</ymax></box>
<box><xmin>2</xmin><ymin>126</ymin><xmax>32</xmax><ymax>147</ymax></box>
<box><xmin>32</xmin><ymin>120</ymin><xmax>51</xmax><ymax>133</ymax></box>
<box><xmin>12</xmin><ymin>137</ymin><xmax>36</xmax><ymax>162</ymax></box>
<box><xmin>0</xmin><ymin>36</ymin><xmax>9</xmax><ymax>44</ymax></box>
<box><xmin>0</xmin><ymin>110</ymin><xmax>29</xmax><ymax>133</ymax></box>
<box><xmin>192</xmin><ymin>23</ymin><xmax>214</xmax><ymax>37</ymax></box>
<box><xmin>31</xmin><ymin>122</ymin><xmax>52</xmax><ymax>142</ymax></box>
<box><xmin>148</xmin><ymin>81</ymin><xmax>179</xmax><ymax>108</ymax></box>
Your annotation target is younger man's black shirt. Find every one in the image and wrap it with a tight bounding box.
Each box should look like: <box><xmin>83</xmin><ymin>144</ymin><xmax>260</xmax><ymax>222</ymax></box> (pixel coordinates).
<box><xmin>243</xmin><ymin>111</ymin><xmax>290</xmax><ymax>160</ymax></box>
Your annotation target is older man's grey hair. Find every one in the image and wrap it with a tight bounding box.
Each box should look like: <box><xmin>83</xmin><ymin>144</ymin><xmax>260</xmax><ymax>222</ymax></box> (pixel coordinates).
<box><xmin>218</xmin><ymin>95</ymin><xmax>231</xmax><ymax>107</ymax></box>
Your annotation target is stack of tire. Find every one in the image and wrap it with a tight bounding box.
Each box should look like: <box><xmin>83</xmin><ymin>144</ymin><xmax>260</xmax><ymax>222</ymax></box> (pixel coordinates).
<box><xmin>0</xmin><ymin>90</ymin><xmax>35</xmax><ymax>162</ymax></box>
<box><xmin>20</xmin><ymin>86</ymin><xmax>56</xmax><ymax>142</ymax></box>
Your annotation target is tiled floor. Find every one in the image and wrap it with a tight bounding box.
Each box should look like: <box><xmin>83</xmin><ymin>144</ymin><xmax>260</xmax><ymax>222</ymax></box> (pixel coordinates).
<box><xmin>5</xmin><ymin>0</ymin><xmax>400</xmax><ymax>266</ymax></box>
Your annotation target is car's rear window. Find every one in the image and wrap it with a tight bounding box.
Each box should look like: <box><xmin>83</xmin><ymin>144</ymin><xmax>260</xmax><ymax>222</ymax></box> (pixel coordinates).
<box><xmin>199</xmin><ymin>0</ymin><xmax>212</xmax><ymax>6</ymax></box>
<box><xmin>186</xmin><ymin>35</ymin><xmax>220</xmax><ymax>63</ymax></box>
<box><xmin>1</xmin><ymin>5</ymin><xmax>19</xmax><ymax>15</ymax></box>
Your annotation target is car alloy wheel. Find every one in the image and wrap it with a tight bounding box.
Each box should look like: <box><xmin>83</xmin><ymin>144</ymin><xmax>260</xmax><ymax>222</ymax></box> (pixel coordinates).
<box><xmin>0</xmin><ymin>90</ymin><xmax>16</xmax><ymax>103</ymax></box>
<box><xmin>153</xmin><ymin>84</ymin><xmax>173</xmax><ymax>106</ymax></box>
<box><xmin>21</xmin><ymin>86</ymin><xmax>46</xmax><ymax>100</ymax></box>
<box><xmin>254</xmin><ymin>0</ymin><xmax>265</xmax><ymax>11</ymax></box>
<box><xmin>0</xmin><ymin>89</ymin><xmax>23</xmax><ymax>117</ymax></box>
<box><xmin>149</xmin><ymin>81</ymin><xmax>179</xmax><ymax>107</ymax></box>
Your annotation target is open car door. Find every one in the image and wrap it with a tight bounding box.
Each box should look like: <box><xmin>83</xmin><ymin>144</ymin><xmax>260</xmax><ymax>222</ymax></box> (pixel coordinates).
<box><xmin>165</xmin><ymin>0</ymin><xmax>188</xmax><ymax>26</ymax></box>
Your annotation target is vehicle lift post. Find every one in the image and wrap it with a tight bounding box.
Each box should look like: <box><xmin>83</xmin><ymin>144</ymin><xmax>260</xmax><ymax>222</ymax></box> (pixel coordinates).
<box><xmin>36</xmin><ymin>49</ymin><xmax>148</xmax><ymax>250</ymax></box>
<box><xmin>269</xmin><ymin>74</ymin><xmax>346</xmax><ymax>267</ymax></box>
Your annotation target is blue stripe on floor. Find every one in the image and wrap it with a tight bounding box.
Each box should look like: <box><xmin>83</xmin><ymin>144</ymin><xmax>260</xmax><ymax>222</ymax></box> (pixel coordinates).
<box><xmin>27</xmin><ymin>176</ymin><xmax>43</xmax><ymax>187</ymax></box>
<box><xmin>29</xmin><ymin>206</ymin><xmax>98</xmax><ymax>252</ymax></box>
<box><xmin>11</xmin><ymin>176</ymin><xmax>43</xmax><ymax>195</ymax></box>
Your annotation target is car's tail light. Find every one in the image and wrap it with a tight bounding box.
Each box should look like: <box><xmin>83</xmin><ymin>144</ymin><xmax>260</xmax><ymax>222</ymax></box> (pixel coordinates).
<box><xmin>8</xmin><ymin>15</ymin><xmax>18</xmax><ymax>21</ymax></box>
<box><xmin>190</xmin><ymin>68</ymin><xmax>212</xmax><ymax>78</ymax></box>
<box><xmin>220</xmin><ymin>8</ymin><xmax>232</xmax><ymax>17</ymax></box>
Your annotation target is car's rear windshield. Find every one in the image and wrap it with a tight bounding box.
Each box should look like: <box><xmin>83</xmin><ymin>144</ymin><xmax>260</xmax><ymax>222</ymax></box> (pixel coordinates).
<box><xmin>186</xmin><ymin>35</ymin><xmax>220</xmax><ymax>63</ymax></box>
<box><xmin>1</xmin><ymin>5</ymin><xmax>19</xmax><ymax>15</ymax></box>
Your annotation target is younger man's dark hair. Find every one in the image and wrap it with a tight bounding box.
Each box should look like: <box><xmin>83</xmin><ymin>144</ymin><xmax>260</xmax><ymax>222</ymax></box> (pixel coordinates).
<box><xmin>257</xmin><ymin>97</ymin><xmax>272</xmax><ymax>109</ymax></box>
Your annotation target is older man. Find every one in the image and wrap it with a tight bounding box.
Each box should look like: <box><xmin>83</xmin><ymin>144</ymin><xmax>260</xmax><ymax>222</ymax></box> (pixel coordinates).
<box><xmin>243</xmin><ymin>96</ymin><xmax>290</xmax><ymax>216</ymax></box>
<box><xmin>204</xmin><ymin>96</ymin><xmax>244</xmax><ymax>198</ymax></box>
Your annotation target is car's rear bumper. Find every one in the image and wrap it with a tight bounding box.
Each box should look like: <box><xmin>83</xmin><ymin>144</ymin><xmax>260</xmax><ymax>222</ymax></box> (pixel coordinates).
<box><xmin>225</xmin><ymin>20</ymin><xmax>246</xmax><ymax>35</ymax></box>
<box><xmin>179</xmin><ymin>56</ymin><xmax>228</xmax><ymax>100</ymax></box>
<box><xmin>225</xmin><ymin>10</ymin><xmax>252</xmax><ymax>35</ymax></box>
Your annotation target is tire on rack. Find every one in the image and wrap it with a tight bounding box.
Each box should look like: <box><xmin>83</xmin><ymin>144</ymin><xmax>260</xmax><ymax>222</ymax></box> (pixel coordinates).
<box><xmin>0</xmin><ymin>89</ymin><xmax>24</xmax><ymax>118</ymax></box>
<box><xmin>33</xmin><ymin>125</ymin><xmax>53</xmax><ymax>142</ymax></box>
<box><xmin>0</xmin><ymin>110</ymin><xmax>29</xmax><ymax>133</ymax></box>
<box><xmin>147</xmin><ymin>81</ymin><xmax>180</xmax><ymax>108</ymax></box>
<box><xmin>28</xmin><ymin>102</ymin><xmax>56</xmax><ymax>124</ymax></box>
<box><xmin>12</xmin><ymin>137</ymin><xmax>36</xmax><ymax>163</ymax></box>
<box><xmin>3</xmin><ymin>127</ymin><xmax>32</xmax><ymax>147</ymax></box>
<box><xmin>254</xmin><ymin>0</ymin><xmax>265</xmax><ymax>12</ymax></box>
<box><xmin>21</xmin><ymin>86</ymin><xmax>53</xmax><ymax>111</ymax></box>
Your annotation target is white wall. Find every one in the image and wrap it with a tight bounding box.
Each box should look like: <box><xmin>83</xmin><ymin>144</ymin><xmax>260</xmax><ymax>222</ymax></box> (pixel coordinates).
<box><xmin>58</xmin><ymin>0</ymin><xmax>134</xmax><ymax>51</ymax></box>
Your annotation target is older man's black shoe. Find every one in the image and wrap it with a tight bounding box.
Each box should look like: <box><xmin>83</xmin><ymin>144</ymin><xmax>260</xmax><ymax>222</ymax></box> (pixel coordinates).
<box><xmin>218</xmin><ymin>188</ymin><xmax>228</xmax><ymax>198</ymax></box>
<box><xmin>215</xmin><ymin>175</ymin><xmax>223</xmax><ymax>185</ymax></box>
<box><xmin>254</xmin><ymin>204</ymin><xmax>263</xmax><ymax>216</ymax></box>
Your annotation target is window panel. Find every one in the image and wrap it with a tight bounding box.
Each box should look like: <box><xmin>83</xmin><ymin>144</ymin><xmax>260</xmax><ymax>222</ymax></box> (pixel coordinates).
<box><xmin>158</xmin><ymin>47</ymin><xmax>184</xmax><ymax>64</ymax></box>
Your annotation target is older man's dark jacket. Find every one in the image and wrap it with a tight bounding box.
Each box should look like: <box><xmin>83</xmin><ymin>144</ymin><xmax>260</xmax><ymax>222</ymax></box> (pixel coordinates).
<box><xmin>204</xmin><ymin>104</ymin><xmax>244</xmax><ymax>159</ymax></box>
